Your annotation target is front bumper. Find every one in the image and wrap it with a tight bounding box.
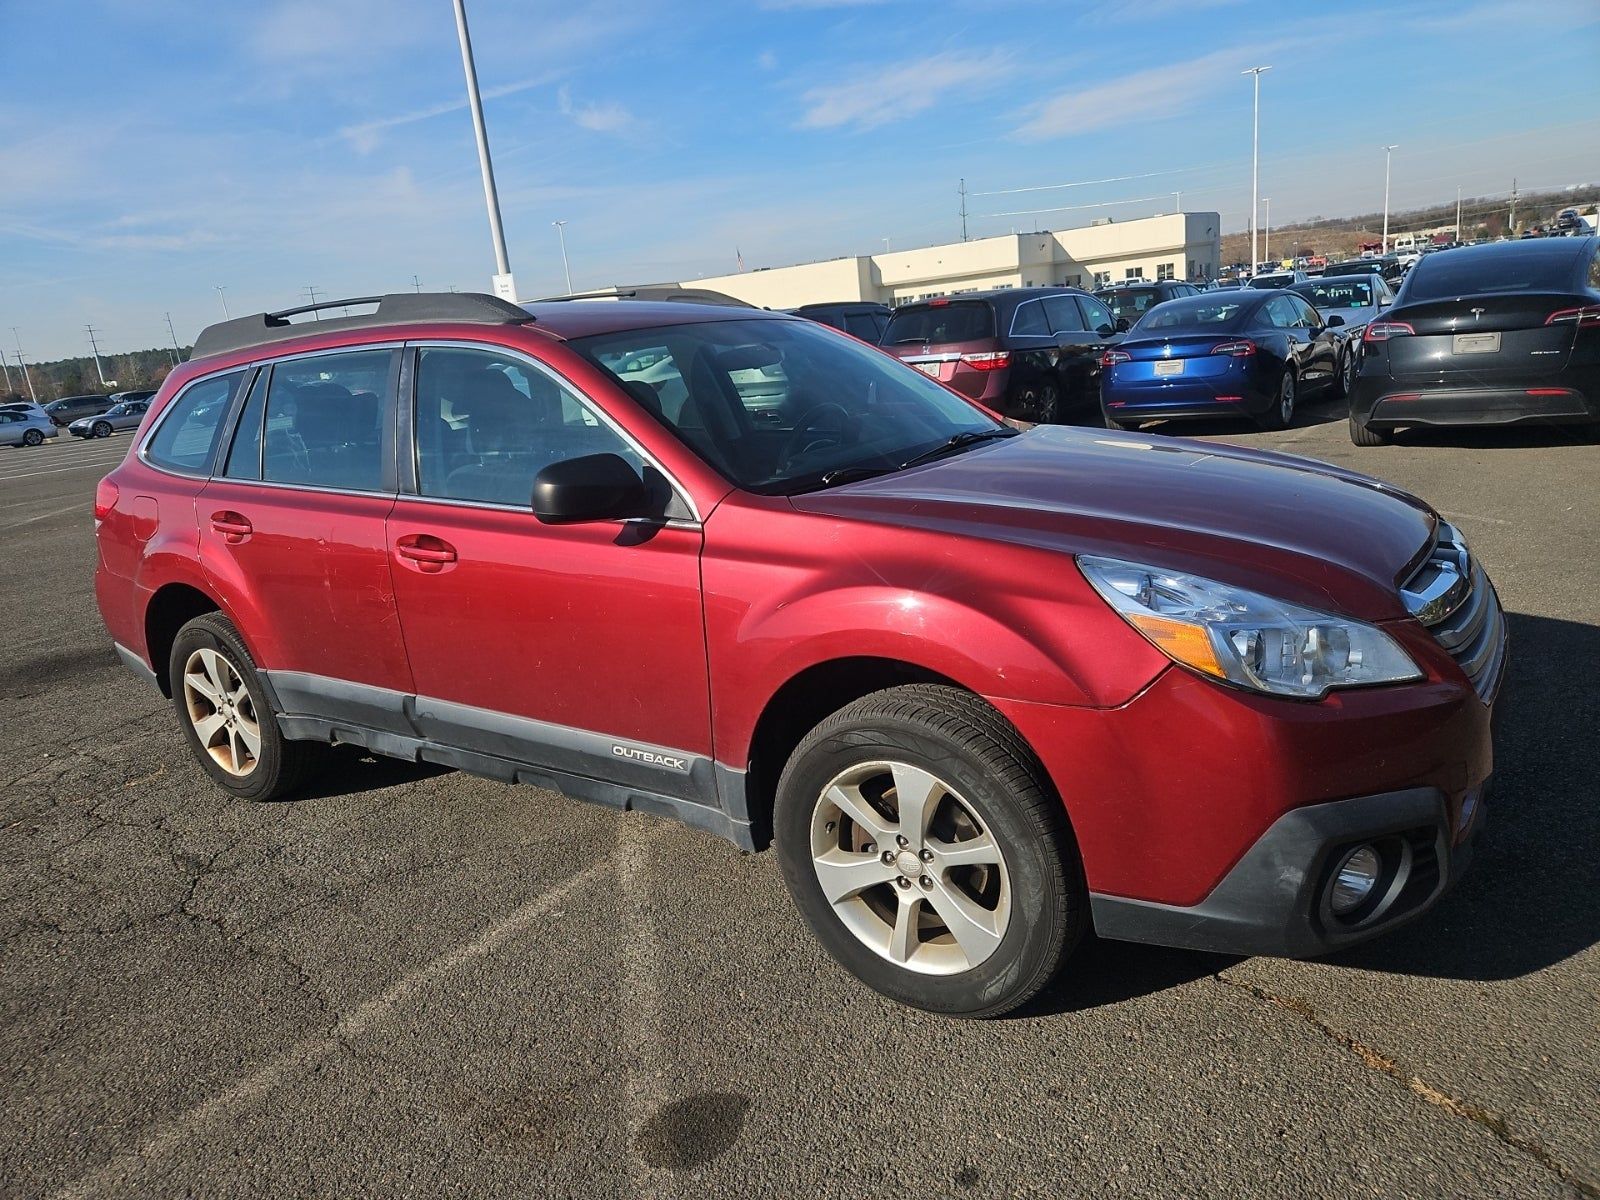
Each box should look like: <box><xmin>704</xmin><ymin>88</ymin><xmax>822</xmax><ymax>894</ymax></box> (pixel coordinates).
<box><xmin>1089</xmin><ymin>782</ymin><xmax>1485</xmax><ymax>957</ymax></box>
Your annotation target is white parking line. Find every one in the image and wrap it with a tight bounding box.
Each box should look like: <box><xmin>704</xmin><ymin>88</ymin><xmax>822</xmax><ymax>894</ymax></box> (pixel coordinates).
<box><xmin>47</xmin><ymin>854</ymin><xmax>619</xmax><ymax>1200</ymax></box>
<box><xmin>0</xmin><ymin>457</ymin><xmax>127</xmax><ymax>483</ymax></box>
<box><xmin>0</xmin><ymin>501</ymin><xmax>89</xmax><ymax>531</ymax></box>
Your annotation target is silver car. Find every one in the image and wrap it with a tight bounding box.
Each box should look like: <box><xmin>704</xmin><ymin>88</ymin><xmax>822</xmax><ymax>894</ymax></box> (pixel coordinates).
<box><xmin>0</xmin><ymin>408</ymin><xmax>60</xmax><ymax>448</ymax></box>
<box><xmin>67</xmin><ymin>398</ymin><xmax>153</xmax><ymax>439</ymax></box>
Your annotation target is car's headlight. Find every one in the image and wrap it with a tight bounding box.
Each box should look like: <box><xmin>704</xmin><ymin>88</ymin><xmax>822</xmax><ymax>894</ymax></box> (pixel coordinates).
<box><xmin>1078</xmin><ymin>555</ymin><xmax>1422</xmax><ymax>700</ymax></box>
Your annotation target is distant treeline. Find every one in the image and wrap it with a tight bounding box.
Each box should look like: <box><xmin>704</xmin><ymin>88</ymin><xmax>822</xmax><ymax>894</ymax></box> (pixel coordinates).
<box><xmin>1</xmin><ymin>346</ymin><xmax>193</xmax><ymax>404</ymax></box>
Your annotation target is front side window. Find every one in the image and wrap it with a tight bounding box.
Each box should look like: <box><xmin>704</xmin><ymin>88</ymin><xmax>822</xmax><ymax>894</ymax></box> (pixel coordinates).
<box><xmin>1077</xmin><ymin>294</ymin><xmax>1116</xmax><ymax>332</ymax></box>
<box><xmin>575</xmin><ymin>317</ymin><xmax>1002</xmax><ymax>496</ymax></box>
<box><xmin>260</xmin><ymin>349</ymin><xmax>391</xmax><ymax>491</ymax></box>
<box><xmin>415</xmin><ymin>346</ymin><xmax>641</xmax><ymax>506</ymax></box>
<box><xmin>144</xmin><ymin>370</ymin><xmax>247</xmax><ymax>474</ymax></box>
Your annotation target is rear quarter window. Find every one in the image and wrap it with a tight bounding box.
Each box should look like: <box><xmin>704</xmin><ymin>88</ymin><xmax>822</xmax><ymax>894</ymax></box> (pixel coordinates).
<box><xmin>882</xmin><ymin>302</ymin><xmax>995</xmax><ymax>345</ymax></box>
<box><xmin>144</xmin><ymin>371</ymin><xmax>248</xmax><ymax>475</ymax></box>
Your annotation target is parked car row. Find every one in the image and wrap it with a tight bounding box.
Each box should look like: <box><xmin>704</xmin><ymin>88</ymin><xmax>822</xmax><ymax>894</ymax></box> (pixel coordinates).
<box><xmin>1</xmin><ymin>389</ymin><xmax>156</xmax><ymax>448</ymax></box>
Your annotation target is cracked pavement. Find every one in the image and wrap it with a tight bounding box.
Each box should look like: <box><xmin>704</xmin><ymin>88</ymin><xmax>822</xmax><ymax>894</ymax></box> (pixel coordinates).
<box><xmin>2</xmin><ymin>409</ymin><xmax>1597</xmax><ymax>1198</ymax></box>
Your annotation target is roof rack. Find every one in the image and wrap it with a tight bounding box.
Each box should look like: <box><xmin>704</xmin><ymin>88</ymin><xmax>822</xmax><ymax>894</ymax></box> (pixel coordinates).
<box><xmin>529</xmin><ymin>286</ymin><xmax>753</xmax><ymax>308</ymax></box>
<box><xmin>190</xmin><ymin>292</ymin><xmax>533</xmax><ymax>360</ymax></box>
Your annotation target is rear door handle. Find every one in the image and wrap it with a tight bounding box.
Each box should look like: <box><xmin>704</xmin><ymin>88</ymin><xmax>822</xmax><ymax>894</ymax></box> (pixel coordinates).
<box><xmin>395</xmin><ymin>533</ymin><xmax>458</xmax><ymax>573</ymax></box>
<box><xmin>209</xmin><ymin>511</ymin><xmax>252</xmax><ymax>543</ymax></box>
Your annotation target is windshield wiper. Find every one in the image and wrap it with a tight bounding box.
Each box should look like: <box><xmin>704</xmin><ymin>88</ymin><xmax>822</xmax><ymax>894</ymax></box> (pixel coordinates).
<box><xmin>786</xmin><ymin>464</ymin><xmax>899</xmax><ymax>495</ymax></box>
<box><xmin>899</xmin><ymin>428</ymin><xmax>1015</xmax><ymax>470</ymax></box>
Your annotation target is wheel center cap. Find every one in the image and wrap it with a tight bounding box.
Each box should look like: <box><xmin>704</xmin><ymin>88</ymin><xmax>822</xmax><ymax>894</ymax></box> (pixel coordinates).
<box><xmin>895</xmin><ymin>850</ymin><xmax>921</xmax><ymax>878</ymax></box>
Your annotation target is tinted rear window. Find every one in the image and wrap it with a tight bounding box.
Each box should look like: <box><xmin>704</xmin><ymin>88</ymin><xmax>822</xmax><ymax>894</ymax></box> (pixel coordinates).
<box><xmin>1404</xmin><ymin>247</ymin><xmax>1581</xmax><ymax>301</ymax></box>
<box><xmin>1294</xmin><ymin>279</ymin><xmax>1377</xmax><ymax>308</ymax></box>
<box><xmin>882</xmin><ymin>302</ymin><xmax>994</xmax><ymax>345</ymax></box>
<box><xmin>1100</xmin><ymin>289</ymin><xmax>1161</xmax><ymax>320</ymax></box>
<box><xmin>1140</xmin><ymin>298</ymin><xmax>1252</xmax><ymax>331</ymax></box>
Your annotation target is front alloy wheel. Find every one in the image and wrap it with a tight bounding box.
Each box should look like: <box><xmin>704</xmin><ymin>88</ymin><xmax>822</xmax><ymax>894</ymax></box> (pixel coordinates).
<box><xmin>810</xmin><ymin>760</ymin><xmax>1011</xmax><ymax>975</ymax></box>
<box><xmin>92</xmin><ymin>421</ymin><xmax>112</xmax><ymax>438</ymax></box>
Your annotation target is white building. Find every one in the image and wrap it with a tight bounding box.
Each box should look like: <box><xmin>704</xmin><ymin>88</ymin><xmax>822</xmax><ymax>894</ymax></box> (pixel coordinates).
<box><xmin>663</xmin><ymin>212</ymin><xmax>1221</xmax><ymax>309</ymax></box>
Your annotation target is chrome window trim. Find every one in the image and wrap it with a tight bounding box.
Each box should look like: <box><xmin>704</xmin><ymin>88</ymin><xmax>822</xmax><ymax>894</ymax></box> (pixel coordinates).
<box><xmin>136</xmin><ymin>364</ymin><xmax>257</xmax><ymax>481</ymax></box>
<box><xmin>393</xmin><ymin>489</ymin><xmax>702</xmax><ymax>530</ymax></box>
<box><xmin>405</xmin><ymin>338</ymin><xmax>702</xmax><ymax>524</ymax></box>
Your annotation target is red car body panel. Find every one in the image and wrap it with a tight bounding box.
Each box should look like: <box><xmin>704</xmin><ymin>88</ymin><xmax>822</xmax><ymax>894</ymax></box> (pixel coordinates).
<box><xmin>95</xmin><ymin>304</ymin><xmax>1498</xmax><ymax>923</ymax></box>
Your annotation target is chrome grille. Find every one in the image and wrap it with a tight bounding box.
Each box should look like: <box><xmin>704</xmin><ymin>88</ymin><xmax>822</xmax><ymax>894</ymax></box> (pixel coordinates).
<box><xmin>1402</xmin><ymin>523</ymin><xmax>1506</xmax><ymax>700</ymax></box>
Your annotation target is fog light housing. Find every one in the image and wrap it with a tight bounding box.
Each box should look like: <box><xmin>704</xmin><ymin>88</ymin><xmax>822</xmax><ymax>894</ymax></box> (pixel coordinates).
<box><xmin>1329</xmin><ymin>845</ymin><xmax>1382</xmax><ymax>916</ymax></box>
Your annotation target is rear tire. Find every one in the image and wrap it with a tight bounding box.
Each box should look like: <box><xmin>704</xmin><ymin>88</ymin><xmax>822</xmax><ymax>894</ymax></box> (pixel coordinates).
<box><xmin>1348</xmin><ymin>415</ymin><xmax>1393</xmax><ymax>446</ymax></box>
<box><xmin>1102</xmin><ymin>411</ymin><xmax>1131</xmax><ymax>431</ymax></box>
<box><xmin>1257</xmin><ymin>369</ymin><xmax>1296</xmax><ymax>431</ymax></box>
<box><xmin>23</xmin><ymin>428</ymin><xmax>43</xmax><ymax>447</ymax></box>
<box><xmin>773</xmin><ymin>684</ymin><xmax>1087</xmax><ymax>1018</ymax></box>
<box><xmin>1334</xmin><ymin>346</ymin><xmax>1357</xmax><ymax>399</ymax></box>
<box><xmin>168</xmin><ymin>613</ymin><xmax>327</xmax><ymax>801</ymax></box>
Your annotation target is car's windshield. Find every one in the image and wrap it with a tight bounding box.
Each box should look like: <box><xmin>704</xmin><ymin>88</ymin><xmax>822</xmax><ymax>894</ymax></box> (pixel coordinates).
<box><xmin>1138</xmin><ymin>298</ymin><xmax>1251</xmax><ymax>331</ymax></box>
<box><xmin>574</xmin><ymin>317</ymin><xmax>1004</xmax><ymax>495</ymax></box>
<box><xmin>1100</xmin><ymin>289</ymin><xmax>1161</xmax><ymax>321</ymax></box>
<box><xmin>1247</xmin><ymin>274</ymin><xmax>1294</xmax><ymax>289</ymax></box>
<box><xmin>881</xmin><ymin>301</ymin><xmax>995</xmax><ymax>345</ymax></box>
<box><xmin>1293</xmin><ymin>279</ymin><xmax>1377</xmax><ymax>308</ymax></box>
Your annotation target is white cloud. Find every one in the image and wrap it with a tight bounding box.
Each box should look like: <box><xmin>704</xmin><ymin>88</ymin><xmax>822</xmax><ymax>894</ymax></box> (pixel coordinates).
<box><xmin>761</xmin><ymin>0</ymin><xmax>893</xmax><ymax>8</ymax></box>
<box><xmin>1012</xmin><ymin>46</ymin><xmax>1280</xmax><ymax>141</ymax></box>
<box><xmin>336</xmin><ymin>71</ymin><xmax>563</xmax><ymax>153</ymax></box>
<box><xmin>797</xmin><ymin>50</ymin><xmax>1015</xmax><ymax>132</ymax></box>
<box><xmin>557</xmin><ymin>85</ymin><xmax>636</xmax><ymax>134</ymax></box>
<box><xmin>757</xmin><ymin>50</ymin><xmax>779</xmax><ymax>71</ymax></box>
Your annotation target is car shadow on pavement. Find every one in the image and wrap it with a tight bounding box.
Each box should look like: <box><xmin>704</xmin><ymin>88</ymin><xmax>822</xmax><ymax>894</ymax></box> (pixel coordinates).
<box><xmin>1013</xmin><ymin>936</ymin><xmax>1239</xmax><ymax>1019</ymax></box>
<box><xmin>1328</xmin><ymin>610</ymin><xmax>1600</xmax><ymax>982</ymax></box>
<box><xmin>1392</xmin><ymin>424</ymin><xmax>1596</xmax><ymax>451</ymax></box>
<box><xmin>287</xmin><ymin>744</ymin><xmax>450</xmax><ymax>802</ymax></box>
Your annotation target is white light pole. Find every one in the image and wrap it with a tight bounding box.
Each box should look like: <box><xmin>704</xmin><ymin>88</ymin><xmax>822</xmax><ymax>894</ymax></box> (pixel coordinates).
<box><xmin>1173</xmin><ymin>190</ymin><xmax>1182</xmax><ymax>212</ymax></box>
<box><xmin>452</xmin><ymin>0</ymin><xmax>515</xmax><ymax>300</ymax></box>
<box><xmin>552</xmin><ymin>221</ymin><xmax>573</xmax><ymax>294</ymax></box>
<box><xmin>1262</xmin><ymin>198</ymin><xmax>1271</xmax><ymax>261</ymax></box>
<box><xmin>1242</xmin><ymin>65</ymin><xmax>1271</xmax><ymax>274</ymax></box>
<box><xmin>882</xmin><ymin>237</ymin><xmax>892</xmax><ymax>253</ymax></box>
<box><xmin>215</xmin><ymin>286</ymin><xmax>230</xmax><ymax>317</ymax></box>
<box><xmin>1455</xmin><ymin>186</ymin><xmax>1463</xmax><ymax>242</ymax></box>
<box><xmin>1381</xmin><ymin>145</ymin><xmax>1398</xmax><ymax>254</ymax></box>
<box><xmin>165</xmin><ymin>312</ymin><xmax>183</xmax><ymax>365</ymax></box>
<box><xmin>11</xmin><ymin>328</ymin><xmax>36</xmax><ymax>401</ymax></box>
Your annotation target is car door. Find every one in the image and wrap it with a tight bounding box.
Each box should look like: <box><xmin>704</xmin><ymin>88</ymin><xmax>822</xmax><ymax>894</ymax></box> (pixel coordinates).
<box><xmin>385</xmin><ymin>342</ymin><xmax>715</xmax><ymax>805</ymax></box>
<box><xmin>1286</xmin><ymin>293</ymin><xmax>1339</xmax><ymax>389</ymax></box>
<box><xmin>1047</xmin><ymin>293</ymin><xmax>1113</xmax><ymax>410</ymax></box>
<box><xmin>198</xmin><ymin>346</ymin><xmax>415</xmax><ymax>729</ymax></box>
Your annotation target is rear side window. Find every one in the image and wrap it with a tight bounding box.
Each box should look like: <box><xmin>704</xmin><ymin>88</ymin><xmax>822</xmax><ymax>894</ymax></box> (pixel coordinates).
<box><xmin>1011</xmin><ymin>301</ymin><xmax>1049</xmax><ymax>335</ymax></box>
<box><xmin>1043</xmin><ymin>296</ymin><xmax>1086</xmax><ymax>333</ymax></box>
<box><xmin>261</xmin><ymin>349</ymin><xmax>392</xmax><ymax>491</ymax></box>
<box><xmin>144</xmin><ymin>371</ymin><xmax>247</xmax><ymax>475</ymax></box>
<box><xmin>882</xmin><ymin>302</ymin><xmax>994</xmax><ymax>345</ymax></box>
<box><xmin>1405</xmin><ymin>248</ymin><xmax>1581</xmax><ymax>300</ymax></box>
<box><xmin>842</xmin><ymin>312</ymin><xmax>885</xmax><ymax>342</ymax></box>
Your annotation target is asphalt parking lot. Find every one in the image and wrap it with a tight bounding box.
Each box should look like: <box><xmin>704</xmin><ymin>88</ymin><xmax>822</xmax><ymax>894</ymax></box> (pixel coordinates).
<box><xmin>2</xmin><ymin>399</ymin><xmax>1597</xmax><ymax>1200</ymax></box>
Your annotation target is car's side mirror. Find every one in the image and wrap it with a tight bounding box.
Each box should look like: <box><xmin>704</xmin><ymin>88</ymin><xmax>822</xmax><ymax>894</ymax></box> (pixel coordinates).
<box><xmin>1096</xmin><ymin>323</ymin><xmax>1117</xmax><ymax>337</ymax></box>
<box><xmin>1114</xmin><ymin>317</ymin><xmax>1131</xmax><ymax>333</ymax></box>
<box><xmin>531</xmin><ymin>453</ymin><xmax>650</xmax><ymax>525</ymax></box>
<box><xmin>1326</xmin><ymin>314</ymin><xmax>1345</xmax><ymax>327</ymax></box>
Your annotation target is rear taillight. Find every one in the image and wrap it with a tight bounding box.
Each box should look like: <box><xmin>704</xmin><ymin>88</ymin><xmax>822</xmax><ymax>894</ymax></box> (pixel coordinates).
<box><xmin>1363</xmin><ymin>320</ymin><xmax>1415</xmax><ymax>342</ymax></box>
<box><xmin>959</xmin><ymin>351</ymin><xmax>1010</xmax><ymax>371</ymax></box>
<box><xmin>1545</xmin><ymin>305</ymin><xmax>1600</xmax><ymax>328</ymax></box>
<box><xmin>1211</xmin><ymin>340</ymin><xmax>1256</xmax><ymax>357</ymax></box>
<box><xmin>1101</xmin><ymin>349</ymin><xmax>1131</xmax><ymax>367</ymax></box>
<box><xmin>94</xmin><ymin>478</ymin><xmax>119</xmax><ymax>524</ymax></box>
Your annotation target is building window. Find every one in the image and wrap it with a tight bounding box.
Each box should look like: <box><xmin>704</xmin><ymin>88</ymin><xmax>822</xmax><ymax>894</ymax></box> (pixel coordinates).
<box><xmin>1124</xmin><ymin>266</ymin><xmax>1145</xmax><ymax>280</ymax></box>
<box><xmin>1093</xmin><ymin>271</ymin><xmax>1112</xmax><ymax>286</ymax></box>
<box><xmin>1157</xmin><ymin>262</ymin><xmax>1176</xmax><ymax>281</ymax></box>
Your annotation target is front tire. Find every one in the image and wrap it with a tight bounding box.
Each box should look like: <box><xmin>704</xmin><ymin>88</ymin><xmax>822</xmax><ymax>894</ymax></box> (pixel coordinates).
<box><xmin>1334</xmin><ymin>346</ymin><xmax>1358</xmax><ymax>399</ymax></box>
<box><xmin>168</xmin><ymin>613</ymin><xmax>326</xmax><ymax>801</ymax></box>
<box><xmin>774</xmin><ymin>684</ymin><xmax>1086</xmax><ymax>1018</ymax></box>
<box><xmin>92</xmin><ymin>421</ymin><xmax>112</xmax><ymax>438</ymax></box>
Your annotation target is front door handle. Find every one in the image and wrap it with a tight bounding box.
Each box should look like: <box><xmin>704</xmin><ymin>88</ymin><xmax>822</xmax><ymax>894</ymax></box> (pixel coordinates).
<box><xmin>395</xmin><ymin>533</ymin><xmax>458</xmax><ymax>573</ymax></box>
<box><xmin>210</xmin><ymin>510</ymin><xmax>252</xmax><ymax>543</ymax></box>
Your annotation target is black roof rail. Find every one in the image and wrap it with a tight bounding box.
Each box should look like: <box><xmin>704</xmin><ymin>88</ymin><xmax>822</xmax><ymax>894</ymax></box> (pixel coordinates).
<box><xmin>190</xmin><ymin>292</ymin><xmax>533</xmax><ymax>360</ymax></box>
<box><xmin>529</xmin><ymin>286</ymin><xmax>754</xmax><ymax>308</ymax></box>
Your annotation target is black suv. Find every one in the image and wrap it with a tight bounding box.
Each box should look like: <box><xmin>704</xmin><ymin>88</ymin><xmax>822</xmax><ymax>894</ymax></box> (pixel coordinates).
<box><xmin>1095</xmin><ymin>280</ymin><xmax>1204</xmax><ymax>329</ymax></box>
<box><xmin>787</xmin><ymin>302</ymin><xmax>892</xmax><ymax>344</ymax></box>
<box><xmin>44</xmin><ymin>394</ymin><xmax>115</xmax><ymax>426</ymax></box>
<box><xmin>879</xmin><ymin>288</ymin><xmax>1124</xmax><ymax>422</ymax></box>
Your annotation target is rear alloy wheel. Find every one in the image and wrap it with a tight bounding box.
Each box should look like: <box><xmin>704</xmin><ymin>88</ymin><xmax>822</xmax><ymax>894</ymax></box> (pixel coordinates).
<box><xmin>1017</xmin><ymin>382</ymin><xmax>1060</xmax><ymax>424</ymax></box>
<box><xmin>775</xmin><ymin>684</ymin><xmax>1086</xmax><ymax>1017</ymax></box>
<box><xmin>92</xmin><ymin>421</ymin><xmax>112</xmax><ymax>438</ymax></box>
<box><xmin>1349</xmin><ymin>415</ymin><xmax>1393</xmax><ymax>446</ymax></box>
<box><xmin>1258</xmin><ymin>369</ymin><xmax>1296</xmax><ymax>430</ymax></box>
<box><xmin>23</xmin><ymin>428</ymin><xmax>43</xmax><ymax>447</ymax></box>
<box><xmin>169</xmin><ymin>613</ymin><xmax>326</xmax><ymax>801</ymax></box>
<box><xmin>1337</xmin><ymin>346</ymin><xmax>1358</xmax><ymax>398</ymax></box>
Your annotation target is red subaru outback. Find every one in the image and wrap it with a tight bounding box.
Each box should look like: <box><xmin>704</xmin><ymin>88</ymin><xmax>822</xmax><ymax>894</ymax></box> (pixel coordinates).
<box><xmin>96</xmin><ymin>293</ymin><xmax>1504</xmax><ymax>1016</ymax></box>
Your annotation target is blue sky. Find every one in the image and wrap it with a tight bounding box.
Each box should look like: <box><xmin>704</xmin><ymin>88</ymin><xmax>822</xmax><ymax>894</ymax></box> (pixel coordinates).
<box><xmin>2</xmin><ymin>0</ymin><xmax>1598</xmax><ymax>360</ymax></box>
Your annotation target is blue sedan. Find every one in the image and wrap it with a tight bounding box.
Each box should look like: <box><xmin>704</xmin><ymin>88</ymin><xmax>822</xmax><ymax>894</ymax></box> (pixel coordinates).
<box><xmin>1099</xmin><ymin>289</ymin><xmax>1345</xmax><ymax>431</ymax></box>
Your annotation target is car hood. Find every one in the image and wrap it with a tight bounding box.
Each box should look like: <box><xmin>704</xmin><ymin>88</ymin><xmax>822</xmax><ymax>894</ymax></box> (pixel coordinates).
<box><xmin>790</xmin><ymin>426</ymin><xmax>1438</xmax><ymax>621</ymax></box>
